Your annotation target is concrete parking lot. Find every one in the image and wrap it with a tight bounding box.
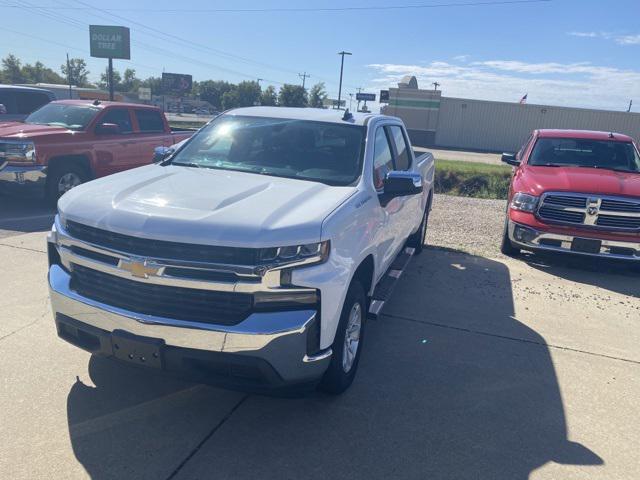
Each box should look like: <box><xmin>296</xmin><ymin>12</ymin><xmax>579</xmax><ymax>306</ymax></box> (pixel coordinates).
<box><xmin>1</xmin><ymin>192</ymin><xmax>639</xmax><ymax>479</ymax></box>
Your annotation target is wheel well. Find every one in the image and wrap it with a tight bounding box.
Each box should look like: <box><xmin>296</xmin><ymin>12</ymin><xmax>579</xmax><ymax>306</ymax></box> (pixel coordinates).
<box><xmin>352</xmin><ymin>255</ymin><xmax>375</xmax><ymax>297</ymax></box>
<box><xmin>47</xmin><ymin>155</ymin><xmax>93</xmax><ymax>179</ymax></box>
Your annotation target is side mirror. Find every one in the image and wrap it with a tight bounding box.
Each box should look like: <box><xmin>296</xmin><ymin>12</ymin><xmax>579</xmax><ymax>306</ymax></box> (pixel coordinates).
<box><xmin>153</xmin><ymin>146</ymin><xmax>174</xmax><ymax>163</ymax></box>
<box><xmin>501</xmin><ymin>153</ymin><xmax>520</xmax><ymax>167</ymax></box>
<box><xmin>96</xmin><ymin>122</ymin><xmax>120</xmax><ymax>135</ymax></box>
<box><xmin>382</xmin><ymin>171</ymin><xmax>423</xmax><ymax>199</ymax></box>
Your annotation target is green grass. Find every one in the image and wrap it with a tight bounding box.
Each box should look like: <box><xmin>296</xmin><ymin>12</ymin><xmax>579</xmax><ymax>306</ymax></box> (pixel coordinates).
<box><xmin>434</xmin><ymin>159</ymin><xmax>512</xmax><ymax>199</ymax></box>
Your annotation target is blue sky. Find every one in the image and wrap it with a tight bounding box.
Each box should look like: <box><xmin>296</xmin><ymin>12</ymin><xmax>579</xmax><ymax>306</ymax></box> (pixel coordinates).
<box><xmin>2</xmin><ymin>0</ymin><xmax>639</xmax><ymax>111</ymax></box>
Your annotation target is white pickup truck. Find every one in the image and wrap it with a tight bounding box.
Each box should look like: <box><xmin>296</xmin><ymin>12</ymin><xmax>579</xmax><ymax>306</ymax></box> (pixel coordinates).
<box><xmin>47</xmin><ymin>107</ymin><xmax>434</xmax><ymax>394</ymax></box>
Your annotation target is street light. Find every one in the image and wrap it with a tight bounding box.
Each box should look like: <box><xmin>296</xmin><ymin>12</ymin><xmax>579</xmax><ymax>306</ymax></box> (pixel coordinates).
<box><xmin>337</xmin><ymin>51</ymin><xmax>352</xmax><ymax>110</ymax></box>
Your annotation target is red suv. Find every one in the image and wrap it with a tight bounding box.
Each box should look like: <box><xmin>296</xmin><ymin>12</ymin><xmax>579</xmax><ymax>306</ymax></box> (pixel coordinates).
<box><xmin>501</xmin><ymin>129</ymin><xmax>640</xmax><ymax>261</ymax></box>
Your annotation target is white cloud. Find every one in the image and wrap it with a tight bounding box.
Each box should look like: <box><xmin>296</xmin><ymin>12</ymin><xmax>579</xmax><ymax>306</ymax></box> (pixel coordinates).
<box><xmin>453</xmin><ymin>55</ymin><xmax>470</xmax><ymax>62</ymax></box>
<box><xmin>366</xmin><ymin>60</ymin><xmax>640</xmax><ymax>111</ymax></box>
<box><xmin>568</xmin><ymin>31</ymin><xmax>640</xmax><ymax>45</ymax></box>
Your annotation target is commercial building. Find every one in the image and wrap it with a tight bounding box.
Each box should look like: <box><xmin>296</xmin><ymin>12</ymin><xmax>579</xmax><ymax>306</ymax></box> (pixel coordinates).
<box><xmin>382</xmin><ymin>76</ymin><xmax>640</xmax><ymax>152</ymax></box>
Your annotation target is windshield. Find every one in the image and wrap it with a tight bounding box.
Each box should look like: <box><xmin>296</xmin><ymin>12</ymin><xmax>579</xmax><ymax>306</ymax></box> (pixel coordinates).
<box><xmin>170</xmin><ymin>115</ymin><xmax>365</xmax><ymax>186</ymax></box>
<box><xmin>24</xmin><ymin>103</ymin><xmax>100</xmax><ymax>130</ymax></box>
<box><xmin>529</xmin><ymin>137</ymin><xmax>640</xmax><ymax>172</ymax></box>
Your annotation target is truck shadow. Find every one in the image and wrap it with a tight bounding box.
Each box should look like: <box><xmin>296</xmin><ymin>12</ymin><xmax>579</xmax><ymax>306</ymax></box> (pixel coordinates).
<box><xmin>520</xmin><ymin>250</ymin><xmax>640</xmax><ymax>298</ymax></box>
<box><xmin>65</xmin><ymin>247</ymin><xmax>602</xmax><ymax>479</ymax></box>
<box><xmin>0</xmin><ymin>192</ymin><xmax>55</xmax><ymax>234</ymax></box>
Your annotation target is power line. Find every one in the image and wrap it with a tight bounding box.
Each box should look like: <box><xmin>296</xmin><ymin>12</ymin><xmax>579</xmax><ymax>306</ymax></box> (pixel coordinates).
<box><xmin>1</xmin><ymin>0</ymin><xmax>553</xmax><ymax>13</ymax></box>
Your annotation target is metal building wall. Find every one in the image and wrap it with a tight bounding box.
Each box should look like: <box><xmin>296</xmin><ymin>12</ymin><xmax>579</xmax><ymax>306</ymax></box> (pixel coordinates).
<box><xmin>434</xmin><ymin>97</ymin><xmax>640</xmax><ymax>152</ymax></box>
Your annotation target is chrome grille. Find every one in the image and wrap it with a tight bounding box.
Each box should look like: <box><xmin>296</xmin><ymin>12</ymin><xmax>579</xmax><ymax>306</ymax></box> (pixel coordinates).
<box><xmin>537</xmin><ymin>193</ymin><xmax>640</xmax><ymax>231</ymax></box>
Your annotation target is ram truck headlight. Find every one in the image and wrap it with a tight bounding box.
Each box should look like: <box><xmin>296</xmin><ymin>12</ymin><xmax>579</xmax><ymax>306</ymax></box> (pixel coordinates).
<box><xmin>4</xmin><ymin>141</ymin><xmax>37</xmax><ymax>164</ymax></box>
<box><xmin>257</xmin><ymin>241</ymin><xmax>330</xmax><ymax>272</ymax></box>
<box><xmin>510</xmin><ymin>193</ymin><xmax>538</xmax><ymax>213</ymax></box>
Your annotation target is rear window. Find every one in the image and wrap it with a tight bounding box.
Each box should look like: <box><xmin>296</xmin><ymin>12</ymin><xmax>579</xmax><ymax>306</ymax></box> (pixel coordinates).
<box><xmin>134</xmin><ymin>109</ymin><xmax>164</xmax><ymax>132</ymax></box>
<box><xmin>529</xmin><ymin>137</ymin><xmax>640</xmax><ymax>173</ymax></box>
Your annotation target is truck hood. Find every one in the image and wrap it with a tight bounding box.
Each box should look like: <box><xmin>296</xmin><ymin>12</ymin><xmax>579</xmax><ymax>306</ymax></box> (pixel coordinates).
<box><xmin>0</xmin><ymin>122</ymin><xmax>71</xmax><ymax>139</ymax></box>
<box><xmin>515</xmin><ymin>165</ymin><xmax>640</xmax><ymax>198</ymax></box>
<box><xmin>59</xmin><ymin>164</ymin><xmax>358</xmax><ymax>248</ymax></box>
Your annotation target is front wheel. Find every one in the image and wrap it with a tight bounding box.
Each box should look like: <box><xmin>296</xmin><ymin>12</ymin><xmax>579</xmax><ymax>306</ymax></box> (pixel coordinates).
<box><xmin>46</xmin><ymin>164</ymin><xmax>89</xmax><ymax>205</ymax></box>
<box><xmin>318</xmin><ymin>280</ymin><xmax>366</xmax><ymax>395</ymax></box>
<box><xmin>500</xmin><ymin>216</ymin><xmax>520</xmax><ymax>256</ymax></box>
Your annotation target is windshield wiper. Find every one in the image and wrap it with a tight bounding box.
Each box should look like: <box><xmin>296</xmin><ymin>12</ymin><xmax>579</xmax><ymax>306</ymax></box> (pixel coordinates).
<box><xmin>172</xmin><ymin>161</ymin><xmax>200</xmax><ymax>168</ymax></box>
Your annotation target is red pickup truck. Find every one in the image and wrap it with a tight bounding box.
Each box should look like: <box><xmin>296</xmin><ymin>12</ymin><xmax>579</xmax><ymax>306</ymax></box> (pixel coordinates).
<box><xmin>0</xmin><ymin>100</ymin><xmax>193</xmax><ymax>203</ymax></box>
<box><xmin>501</xmin><ymin>129</ymin><xmax>640</xmax><ymax>261</ymax></box>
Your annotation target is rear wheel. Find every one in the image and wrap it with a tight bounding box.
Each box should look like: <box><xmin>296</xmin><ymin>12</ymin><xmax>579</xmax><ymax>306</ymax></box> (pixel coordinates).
<box><xmin>407</xmin><ymin>193</ymin><xmax>432</xmax><ymax>255</ymax></box>
<box><xmin>500</xmin><ymin>216</ymin><xmax>520</xmax><ymax>256</ymax></box>
<box><xmin>46</xmin><ymin>163</ymin><xmax>89</xmax><ymax>205</ymax></box>
<box><xmin>318</xmin><ymin>280</ymin><xmax>366</xmax><ymax>395</ymax></box>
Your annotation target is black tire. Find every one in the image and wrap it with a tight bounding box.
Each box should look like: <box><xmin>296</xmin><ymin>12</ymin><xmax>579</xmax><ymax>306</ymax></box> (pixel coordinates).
<box><xmin>46</xmin><ymin>163</ymin><xmax>89</xmax><ymax>206</ymax></box>
<box><xmin>407</xmin><ymin>193</ymin><xmax>431</xmax><ymax>255</ymax></box>
<box><xmin>318</xmin><ymin>280</ymin><xmax>367</xmax><ymax>395</ymax></box>
<box><xmin>500</xmin><ymin>216</ymin><xmax>520</xmax><ymax>256</ymax></box>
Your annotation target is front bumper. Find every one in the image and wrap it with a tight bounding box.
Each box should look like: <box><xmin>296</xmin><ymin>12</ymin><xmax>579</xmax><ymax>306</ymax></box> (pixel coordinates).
<box><xmin>49</xmin><ymin>264</ymin><xmax>332</xmax><ymax>392</ymax></box>
<box><xmin>0</xmin><ymin>164</ymin><xmax>47</xmax><ymax>193</ymax></box>
<box><xmin>508</xmin><ymin>220</ymin><xmax>640</xmax><ymax>260</ymax></box>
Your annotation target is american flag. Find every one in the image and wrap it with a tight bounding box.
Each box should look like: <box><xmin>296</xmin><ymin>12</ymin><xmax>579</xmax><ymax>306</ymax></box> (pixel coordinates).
<box><xmin>519</xmin><ymin>93</ymin><xmax>528</xmax><ymax>104</ymax></box>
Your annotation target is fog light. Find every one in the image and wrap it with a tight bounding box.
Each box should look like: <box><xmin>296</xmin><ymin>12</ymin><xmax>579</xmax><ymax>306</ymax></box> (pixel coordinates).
<box><xmin>513</xmin><ymin>225</ymin><xmax>536</xmax><ymax>243</ymax></box>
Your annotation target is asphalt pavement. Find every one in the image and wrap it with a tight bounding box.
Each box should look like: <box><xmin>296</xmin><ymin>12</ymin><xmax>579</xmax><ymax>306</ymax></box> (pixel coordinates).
<box><xmin>1</xmin><ymin>193</ymin><xmax>639</xmax><ymax>479</ymax></box>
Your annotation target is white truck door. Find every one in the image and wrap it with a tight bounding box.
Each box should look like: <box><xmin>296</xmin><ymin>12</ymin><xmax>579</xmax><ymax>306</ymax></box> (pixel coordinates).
<box><xmin>371</xmin><ymin>125</ymin><xmax>408</xmax><ymax>272</ymax></box>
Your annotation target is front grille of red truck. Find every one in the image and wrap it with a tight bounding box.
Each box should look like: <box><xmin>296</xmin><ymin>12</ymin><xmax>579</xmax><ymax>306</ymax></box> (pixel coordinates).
<box><xmin>70</xmin><ymin>264</ymin><xmax>254</xmax><ymax>325</ymax></box>
<box><xmin>537</xmin><ymin>193</ymin><xmax>640</xmax><ymax>231</ymax></box>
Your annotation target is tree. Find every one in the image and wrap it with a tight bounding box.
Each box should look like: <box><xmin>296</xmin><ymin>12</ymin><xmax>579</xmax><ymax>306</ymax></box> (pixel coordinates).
<box><xmin>121</xmin><ymin>68</ymin><xmax>140</xmax><ymax>92</ymax></box>
<box><xmin>24</xmin><ymin>61</ymin><xmax>65</xmax><ymax>84</ymax></box>
<box><xmin>260</xmin><ymin>85</ymin><xmax>277</xmax><ymax>106</ymax></box>
<box><xmin>236</xmin><ymin>80</ymin><xmax>261</xmax><ymax>107</ymax></box>
<box><xmin>197</xmin><ymin>80</ymin><xmax>234</xmax><ymax>111</ymax></box>
<box><xmin>309</xmin><ymin>82</ymin><xmax>328</xmax><ymax>108</ymax></box>
<box><xmin>98</xmin><ymin>67</ymin><xmax>122</xmax><ymax>91</ymax></box>
<box><xmin>60</xmin><ymin>58</ymin><xmax>90</xmax><ymax>87</ymax></box>
<box><xmin>278</xmin><ymin>84</ymin><xmax>308</xmax><ymax>107</ymax></box>
<box><xmin>221</xmin><ymin>89</ymin><xmax>239</xmax><ymax>110</ymax></box>
<box><xmin>140</xmin><ymin>76</ymin><xmax>163</xmax><ymax>96</ymax></box>
<box><xmin>1</xmin><ymin>54</ymin><xmax>26</xmax><ymax>83</ymax></box>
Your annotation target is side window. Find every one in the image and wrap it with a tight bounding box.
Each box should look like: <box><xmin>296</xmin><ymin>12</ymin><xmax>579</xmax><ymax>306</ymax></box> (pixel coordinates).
<box><xmin>388</xmin><ymin>125</ymin><xmax>411</xmax><ymax>170</ymax></box>
<box><xmin>0</xmin><ymin>91</ymin><xmax>16</xmax><ymax>114</ymax></box>
<box><xmin>99</xmin><ymin>108</ymin><xmax>133</xmax><ymax>133</ymax></box>
<box><xmin>517</xmin><ymin>134</ymin><xmax>533</xmax><ymax>161</ymax></box>
<box><xmin>373</xmin><ymin>127</ymin><xmax>394</xmax><ymax>190</ymax></box>
<box><xmin>134</xmin><ymin>109</ymin><xmax>164</xmax><ymax>133</ymax></box>
<box><xmin>16</xmin><ymin>92</ymin><xmax>51</xmax><ymax>114</ymax></box>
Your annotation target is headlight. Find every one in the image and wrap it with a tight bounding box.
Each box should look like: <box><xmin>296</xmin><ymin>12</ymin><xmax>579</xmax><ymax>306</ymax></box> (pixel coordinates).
<box><xmin>510</xmin><ymin>193</ymin><xmax>538</xmax><ymax>212</ymax></box>
<box><xmin>3</xmin><ymin>141</ymin><xmax>37</xmax><ymax>164</ymax></box>
<box><xmin>257</xmin><ymin>240</ymin><xmax>330</xmax><ymax>271</ymax></box>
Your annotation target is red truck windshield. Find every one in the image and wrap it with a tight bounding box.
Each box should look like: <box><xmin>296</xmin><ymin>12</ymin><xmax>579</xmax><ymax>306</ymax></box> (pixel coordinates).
<box><xmin>529</xmin><ymin>137</ymin><xmax>640</xmax><ymax>173</ymax></box>
<box><xmin>25</xmin><ymin>103</ymin><xmax>100</xmax><ymax>131</ymax></box>
<box><xmin>171</xmin><ymin>115</ymin><xmax>365</xmax><ymax>186</ymax></box>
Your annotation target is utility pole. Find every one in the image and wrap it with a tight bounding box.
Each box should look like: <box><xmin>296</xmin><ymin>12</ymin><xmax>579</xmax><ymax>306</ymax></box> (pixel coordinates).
<box><xmin>337</xmin><ymin>51</ymin><xmax>352</xmax><ymax>110</ymax></box>
<box><xmin>298</xmin><ymin>72</ymin><xmax>310</xmax><ymax>89</ymax></box>
<box><xmin>66</xmin><ymin>53</ymin><xmax>73</xmax><ymax>99</ymax></box>
<box><xmin>628</xmin><ymin>100</ymin><xmax>633</xmax><ymax>112</ymax></box>
<box><xmin>108</xmin><ymin>58</ymin><xmax>114</xmax><ymax>101</ymax></box>
<box><xmin>432</xmin><ymin>81</ymin><xmax>440</xmax><ymax>92</ymax></box>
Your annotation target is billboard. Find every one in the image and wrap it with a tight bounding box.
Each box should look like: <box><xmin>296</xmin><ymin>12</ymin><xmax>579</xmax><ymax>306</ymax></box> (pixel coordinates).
<box><xmin>356</xmin><ymin>92</ymin><xmax>376</xmax><ymax>102</ymax></box>
<box><xmin>138</xmin><ymin>87</ymin><xmax>151</xmax><ymax>100</ymax></box>
<box><xmin>379</xmin><ymin>90</ymin><xmax>390</xmax><ymax>103</ymax></box>
<box><xmin>89</xmin><ymin>25</ymin><xmax>130</xmax><ymax>59</ymax></box>
<box><xmin>162</xmin><ymin>73</ymin><xmax>193</xmax><ymax>94</ymax></box>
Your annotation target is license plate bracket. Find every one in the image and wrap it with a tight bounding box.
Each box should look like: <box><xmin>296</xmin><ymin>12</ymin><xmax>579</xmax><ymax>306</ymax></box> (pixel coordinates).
<box><xmin>571</xmin><ymin>238</ymin><xmax>602</xmax><ymax>254</ymax></box>
<box><xmin>111</xmin><ymin>330</ymin><xmax>164</xmax><ymax>369</ymax></box>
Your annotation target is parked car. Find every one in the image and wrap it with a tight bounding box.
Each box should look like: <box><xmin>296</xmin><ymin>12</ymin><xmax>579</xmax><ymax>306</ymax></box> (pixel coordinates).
<box><xmin>0</xmin><ymin>100</ymin><xmax>194</xmax><ymax>202</ymax></box>
<box><xmin>501</xmin><ymin>129</ymin><xmax>640</xmax><ymax>260</ymax></box>
<box><xmin>0</xmin><ymin>85</ymin><xmax>55</xmax><ymax>122</ymax></box>
<box><xmin>47</xmin><ymin>107</ymin><xmax>435</xmax><ymax>394</ymax></box>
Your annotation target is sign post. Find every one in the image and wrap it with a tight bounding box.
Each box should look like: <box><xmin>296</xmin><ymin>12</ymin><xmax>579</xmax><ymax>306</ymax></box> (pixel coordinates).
<box><xmin>89</xmin><ymin>25</ymin><xmax>131</xmax><ymax>101</ymax></box>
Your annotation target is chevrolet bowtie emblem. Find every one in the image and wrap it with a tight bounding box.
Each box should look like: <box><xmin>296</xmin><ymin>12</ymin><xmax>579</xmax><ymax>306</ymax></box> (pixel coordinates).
<box><xmin>119</xmin><ymin>258</ymin><xmax>162</xmax><ymax>278</ymax></box>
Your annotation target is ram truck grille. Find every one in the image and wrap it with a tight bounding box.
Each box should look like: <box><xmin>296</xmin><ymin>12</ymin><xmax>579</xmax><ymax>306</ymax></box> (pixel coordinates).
<box><xmin>537</xmin><ymin>193</ymin><xmax>640</xmax><ymax>231</ymax></box>
<box><xmin>70</xmin><ymin>264</ymin><xmax>253</xmax><ymax>325</ymax></box>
